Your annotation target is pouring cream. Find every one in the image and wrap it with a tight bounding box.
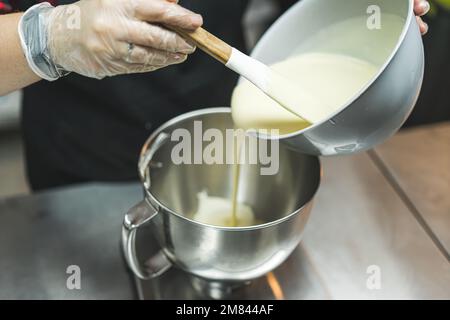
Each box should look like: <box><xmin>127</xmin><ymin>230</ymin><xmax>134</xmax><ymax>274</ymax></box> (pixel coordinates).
<box><xmin>231</xmin><ymin>52</ymin><xmax>379</xmax><ymax>134</ymax></box>
<box><xmin>191</xmin><ymin>53</ymin><xmax>378</xmax><ymax>227</ymax></box>
<box><xmin>190</xmin><ymin>13</ymin><xmax>405</xmax><ymax>228</ymax></box>
<box><xmin>192</xmin><ymin>190</ymin><xmax>256</xmax><ymax>227</ymax></box>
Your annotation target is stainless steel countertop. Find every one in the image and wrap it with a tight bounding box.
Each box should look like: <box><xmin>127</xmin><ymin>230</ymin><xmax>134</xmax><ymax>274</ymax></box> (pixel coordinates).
<box><xmin>0</xmin><ymin>183</ymin><xmax>142</xmax><ymax>299</ymax></box>
<box><xmin>0</xmin><ymin>123</ymin><xmax>449</xmax><ymax>299</ymax></box>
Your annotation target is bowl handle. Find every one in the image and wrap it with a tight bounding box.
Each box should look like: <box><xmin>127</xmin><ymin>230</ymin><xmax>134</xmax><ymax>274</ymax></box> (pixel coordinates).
<box><xmin>122</xmin><ymin>199</ymin><xmax>172</xmax><ymax>280</ymax></box>
<box><xmin>138</xmin><ymin>132</ymin><xmax>170</xmax><ymax>184</ymax></box>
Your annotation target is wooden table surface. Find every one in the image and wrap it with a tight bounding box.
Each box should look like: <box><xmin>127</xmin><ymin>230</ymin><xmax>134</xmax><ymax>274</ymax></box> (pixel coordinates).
<box><xmin>300</xmin><ymin>121</ymin><xmax>450</xmax><ymax>299</ymax></box>
<box><xmin>374</xmin><ymin>122</ymin><xmax>450</xmax><ymax>256</ymax></box>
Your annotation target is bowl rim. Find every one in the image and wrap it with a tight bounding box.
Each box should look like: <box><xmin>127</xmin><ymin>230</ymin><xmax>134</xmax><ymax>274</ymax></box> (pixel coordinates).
<box><xmin>247</xmin><ymin>0</ymin><xmax>416</xmax><ymax>141</ymax></box>
<box><xmin>139</xmin><ymin>107</ymin><xmax>322</xmax><ymax>232</ymax></box>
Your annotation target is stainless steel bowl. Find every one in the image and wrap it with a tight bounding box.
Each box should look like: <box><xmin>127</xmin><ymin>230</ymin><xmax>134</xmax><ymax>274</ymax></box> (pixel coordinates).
<box><xmin>122</xmin><ymin>108</ymin><xmax>321</xmax><ymax>281</ymax></box>
<box><xmin>249</xmin><ymin>0</ymin><xmax>424</xmax><ymax>155</ymax></box>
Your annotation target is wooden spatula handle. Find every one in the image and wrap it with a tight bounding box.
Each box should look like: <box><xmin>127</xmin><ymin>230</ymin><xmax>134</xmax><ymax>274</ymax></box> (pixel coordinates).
<box><xmin>171</xmin><ymin>27</ymin><xmax>233</xmax><ymax>65</ymax></box>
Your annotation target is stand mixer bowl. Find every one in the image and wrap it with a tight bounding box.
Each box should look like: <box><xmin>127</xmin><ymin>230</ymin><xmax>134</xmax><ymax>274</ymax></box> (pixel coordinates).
<box><xmin>249</xmin><ymin>0</ymin><xmax>424</xmax><ymax>155</ymax></box>
<box><xmin>122</xmin><ymin>108</ymin><xmax>321</xmax><ymax>281</ymax></box>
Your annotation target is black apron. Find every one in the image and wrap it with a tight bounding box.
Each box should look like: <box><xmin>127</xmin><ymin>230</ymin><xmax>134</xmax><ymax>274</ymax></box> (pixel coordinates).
<box><xmin>22</xmin><ymin>0</ymin><xmax>250</xmax><ymax>190</ymax></box>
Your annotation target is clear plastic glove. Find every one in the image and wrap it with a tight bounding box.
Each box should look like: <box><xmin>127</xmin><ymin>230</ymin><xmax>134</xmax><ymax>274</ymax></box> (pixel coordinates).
<box><xmin>43</xmin><ymin>0</ymin><xmax>203</xmax><ymax>79</ymax></box>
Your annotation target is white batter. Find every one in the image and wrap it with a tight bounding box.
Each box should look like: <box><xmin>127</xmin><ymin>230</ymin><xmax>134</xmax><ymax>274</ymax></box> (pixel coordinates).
<box><xmin>192</xmin><ymin>191</ymin><xmax>256</xmax><ymax>227</ymax></box>
<box><xmin>230</xmin><ymin>12</ymin><xmax>407</xmax><ymax>134</ymax></box>
<box><xmin>231</xmin><ymin>52</ymin><xmax>379</xmax><ymax>134</ymax></box>
<box><xmin>193</xmin><ymin>14</ymin><xmax>404</xmax><ymax>227</ymax></box>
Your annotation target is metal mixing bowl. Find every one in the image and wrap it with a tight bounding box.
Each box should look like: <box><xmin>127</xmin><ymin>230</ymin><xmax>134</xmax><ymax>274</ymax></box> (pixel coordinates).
<box><xmin>249</xmin><ymin>0</ymin><xmax>424</xmax><ymax>155</ymax></box>
<box><xmin>122</xmin><ymin>108</ymin><xmax>321</xmax><ymax>281</ymax></box>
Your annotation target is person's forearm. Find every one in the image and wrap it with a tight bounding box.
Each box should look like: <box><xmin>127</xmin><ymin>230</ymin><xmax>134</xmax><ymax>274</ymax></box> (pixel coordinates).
<box><xmin>0</xmin><ymin>13</ymin><xmax>41</xmax><ymax>96</ymax></box>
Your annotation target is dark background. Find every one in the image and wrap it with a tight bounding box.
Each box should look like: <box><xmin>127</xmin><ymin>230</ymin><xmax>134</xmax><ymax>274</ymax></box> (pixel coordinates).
<box><xmin>404</xmin><ymin>2</ymin><xmax>450</xmax><ymax>127</ymax></box>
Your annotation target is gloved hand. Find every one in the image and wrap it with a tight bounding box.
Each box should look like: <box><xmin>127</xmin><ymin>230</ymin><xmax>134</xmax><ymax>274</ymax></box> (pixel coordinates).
<box><xmin>20</xmin><ymin>0</ymin><xmax>203</xmax><ymax>80</ymax></box>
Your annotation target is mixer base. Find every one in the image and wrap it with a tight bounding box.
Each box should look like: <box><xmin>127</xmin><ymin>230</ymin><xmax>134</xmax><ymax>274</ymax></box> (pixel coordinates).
<box><xmin>134</xmin><ymin>244</ymin><xmax>329</xmax><ymax>300</ymax></box>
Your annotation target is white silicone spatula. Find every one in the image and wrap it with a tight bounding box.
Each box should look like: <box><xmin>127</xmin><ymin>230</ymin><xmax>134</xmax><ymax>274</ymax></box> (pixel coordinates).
<box><xmin>173</xmin><ymin>27</ymin><xmax>324</xmax><ymax>124</ymax></box>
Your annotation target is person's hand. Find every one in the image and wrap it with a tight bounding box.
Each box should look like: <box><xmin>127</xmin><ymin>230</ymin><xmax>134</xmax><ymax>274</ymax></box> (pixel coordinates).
<box><xmin>414</xmin><ymin>0</ymin><xmax>430</xmax><ymax>35</ymax></box>
<box><xmin>44</xmin><ymin>0</ymin><xmax>203</xmax><ymax>79</ymax></box>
